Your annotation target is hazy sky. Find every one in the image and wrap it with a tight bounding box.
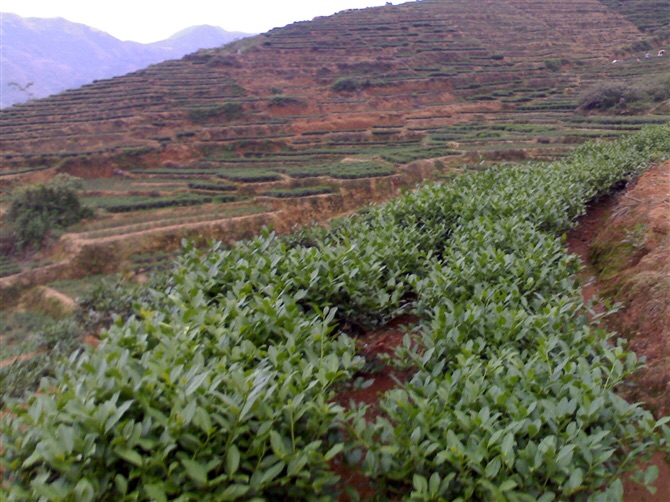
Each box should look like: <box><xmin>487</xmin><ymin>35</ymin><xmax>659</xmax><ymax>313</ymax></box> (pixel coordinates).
<box><xmin>2</xmin><ymin>0</ymin><xmax>413</xmax><ymax>43</ymax></box>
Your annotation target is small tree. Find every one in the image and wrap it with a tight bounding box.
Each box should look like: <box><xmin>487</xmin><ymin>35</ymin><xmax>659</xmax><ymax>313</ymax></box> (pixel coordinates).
<box><xmin>331</xmin><ymin>78</ymin><xmax>360</xmax><ymax>92</ymax></box>
<box><xmin>7</xmin><ymin>174</ymin><xmax>93</xmax><ymax>252</ymax></box>
<box><xmin>8</xmin><ymin>81</ymin><xmax>34</xmax><ymax>100</ymax></box>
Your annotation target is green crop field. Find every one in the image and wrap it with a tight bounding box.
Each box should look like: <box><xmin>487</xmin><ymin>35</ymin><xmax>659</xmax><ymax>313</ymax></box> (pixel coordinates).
<box><xmin>261</xmin><ymin>186</ymin><xmax>334</xmax><ymax>198</ymax></box>
<box><xmin>2</xmin><ymin>125</ymin><xmax>669</xmax><ymax>500</ymax></box>
<box><xmin>281</xmin><ymin>161</ymin><xmax>396</xmax><ymax>179</ymax></box>
<box><xmin>2</xmin><ymin>0</ymin><xmax>670</xmax><ymax>495</ymax></box>
<box><xmin>81</xmin><ymin>193</ymin><xmax>225</xmax><ymax>213</ymax></box>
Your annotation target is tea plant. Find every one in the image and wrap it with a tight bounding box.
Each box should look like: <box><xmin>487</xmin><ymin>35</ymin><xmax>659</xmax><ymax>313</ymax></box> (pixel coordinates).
<box><xmin>188</xmin><ymin>181</ymin><xmax>237</xmax><ymax>192</ymax></box>
<box><xmin>0</xmin><ymin>255</ymin><xmax>20</xmax><ymax>278</ymax></box>
<box><xmin>217</xmin><ymin>168</ymin><xmax>283</xmax><ymax>182</ymax></box>
<box><xmin>343</xmin><ymin>123</ymin><xmax>670</xmax><ymax>499</ymax></box>
<box><xmin>261</xmin><ymin>186</ymin><xmax>333</xmax><ymax>198</ymax></box>
<box><xmin>2</xmin><ymin>124</ymin><xmax>669</xmax><ymax>500</ymax></box>
<box><xmin>188</xmin><ymin>103</ymin><xmax>244</xmax><ymax>123</ymax></box>
<box><xmin>282</xmin><ymin>162</ymin><xmax>396</xmax><ymax>179</ymax></box>
<box><xmin>84</xmin><ymin>193</ymin><xmax>217</xmax><ymax>213</ymax></box>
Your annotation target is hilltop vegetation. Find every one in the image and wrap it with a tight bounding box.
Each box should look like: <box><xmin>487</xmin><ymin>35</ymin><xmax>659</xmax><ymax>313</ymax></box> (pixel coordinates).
<box><xmin>597</xmin><ymin>0</ymin><xmax>670</xmax><ymax>35</ymax></box>
<box><xmin>579</xmin><ymin>73</ymin><xmax>670</xmax><ymax>113</ymax></box>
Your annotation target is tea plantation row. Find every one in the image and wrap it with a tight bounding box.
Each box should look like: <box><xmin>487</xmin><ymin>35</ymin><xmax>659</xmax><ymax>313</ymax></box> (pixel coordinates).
<box><xmin>2</xmin><ymin>124</ymin><xmax>669</xmax><ymax>500</ymax></box>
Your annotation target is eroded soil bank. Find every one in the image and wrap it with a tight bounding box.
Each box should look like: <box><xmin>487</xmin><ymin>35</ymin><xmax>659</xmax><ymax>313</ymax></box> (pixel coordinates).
<box><xmin>566</xmin><ymin>160</ymin><xmax>670</xmax><ymax>501</ymax></box>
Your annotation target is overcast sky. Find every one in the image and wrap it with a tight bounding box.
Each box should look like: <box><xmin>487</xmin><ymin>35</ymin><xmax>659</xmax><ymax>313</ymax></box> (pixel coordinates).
<box><xmin>2</xmin><ymin>0</ymin><xmax>413</xmax><ymax>43</ymax></box>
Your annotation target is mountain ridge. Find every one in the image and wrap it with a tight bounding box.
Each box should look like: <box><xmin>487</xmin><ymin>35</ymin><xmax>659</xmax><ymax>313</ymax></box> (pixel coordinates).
<box><xmin>0</xmin><ymin>13</ymin><xmax>253</xmax><ymax>108</ymax></box>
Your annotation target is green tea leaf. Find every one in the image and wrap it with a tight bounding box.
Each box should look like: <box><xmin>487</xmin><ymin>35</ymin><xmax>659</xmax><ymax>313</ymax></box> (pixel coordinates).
<box><xmin>226</xmin><ymin>445</ymin><xmax>241</xmax><ymax>477</ymax></box>
<box><xmin>182</xmin><ymin>458</ymin><xmax>209</xmax><ymax>485</ymax></box>
<box><xmin>115</xmin><ymin>447</ymin><xmax>143</xmax><ymax>467</ymax></box>
<box><xmin>74</xmin><ymin>478</ymin><xmax>95</xmax><ymax>502</ymax></box>
<box><xmin>145</xmin><ymin>484</ymin><xmax>168</xmax><ymax>502</ymax></box>
<box><xmin>324</xmin><ymin>443</ymin><xmax>344</xmax><ymax>461</ymax></box>
<box><xmin>261</xmin><ymin>461</ymin><xmax>285</xmax><ymax>485</ymax></box>
<box><xmin>220</xmin><ymin>484</ymin><xmax>251</xmax><ymax>500</ymax></box>
<box><xmin>501</xmin><ymin>433</ymin><xmax>515</xmax><ymax>467</ymax></box>
<box><xmin>413</xmin><ymin>474</ymin><xmax>428</xmax><ymax>493</ymax></box>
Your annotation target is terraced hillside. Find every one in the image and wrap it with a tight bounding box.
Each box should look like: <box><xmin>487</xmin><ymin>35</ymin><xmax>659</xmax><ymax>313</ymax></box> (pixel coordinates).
<box><xmin>597</xmin><ymin>0</ymin><xmax>670</xmax><ymax>35</ymax></box>
<box><xmin>1</xmin><ymin>2</ymin><xmax>670</xmax><ymax>497</ymax></box>
<box><xmin>1</xmin><ymin>0</ymin><xmax>669</xmax><ymax>284</ymax></box>
<box><xmin>2</xmin><ymin>0</ymin><xmax>667</xmax><ymax>162</ymax></box>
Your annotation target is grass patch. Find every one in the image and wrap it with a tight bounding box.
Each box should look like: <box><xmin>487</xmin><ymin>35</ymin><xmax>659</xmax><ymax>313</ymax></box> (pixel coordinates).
<box><xmin>47</xmin><ymin>275</ymin><xmax>114</xmax><ymax>301</ymax></box>
<box><xmin>128</xmin><ymin>250</ymin><xmax>179</xmax><ymax>273</ymax></box>
<box><xmin>81</xmin><ymin>178</ymin><xmax>187</xmax><ymax>192</ymax></box>
<box><xmin>217</xmin><ymin>169</ymin><xmax>283</xmax><ymax>182</ymax></box>
<box><xmin>261</xmin><ymin>186</ymin><xmax>334</xmax><ymax>198</ymax></box>
<box><xmin>73</xmin><ymin>205</ymin><xmax>270</xmax><ymax>239</ymax></box>
<box><xmin>0</xmin><ymin>310</ymin><xmax>55</xmax><ymax>357</ymax></box>
<box><xmin>82</xmin><ymin>193</ymin><xmax>218</xmax><ymax>213</ymax></box>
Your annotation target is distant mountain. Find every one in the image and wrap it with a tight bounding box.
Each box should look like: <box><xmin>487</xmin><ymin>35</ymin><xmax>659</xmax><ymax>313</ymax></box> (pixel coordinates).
<box><xmin>0</xmin><ymin>13</ymin><xmax>253</xmax><ymax>108</ymax></box>
<box><xmin>157</xmin><ymin>25</ymin><xmax>249</xmax><ymax>55</ymax></box>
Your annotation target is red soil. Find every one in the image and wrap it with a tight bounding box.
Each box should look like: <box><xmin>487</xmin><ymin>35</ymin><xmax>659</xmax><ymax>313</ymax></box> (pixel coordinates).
<box><xmin>561</xmin><ymin>160</ymin><xmax>669</xmax><ymax>500</ymax></box>
<box><xmin>336</xmin><ymin>314</ymin><xmax>418</xmax><ymax>421</ymax></box>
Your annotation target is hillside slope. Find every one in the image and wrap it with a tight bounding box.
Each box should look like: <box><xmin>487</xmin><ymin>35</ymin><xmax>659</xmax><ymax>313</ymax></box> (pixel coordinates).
<box><xmin>596</xmin><ymin>0</ymin><xmax>670</xmax><ymax>35</ymax></box>
<box><xmin>2</xmin><ymin>0</ymin><xmax>667</xmax><ymax>169</ymax></box>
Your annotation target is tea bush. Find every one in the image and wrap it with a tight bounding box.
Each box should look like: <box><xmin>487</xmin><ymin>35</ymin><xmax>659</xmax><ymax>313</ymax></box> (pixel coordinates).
<box><xmin>217</xmin><ymin>169</ymin><xmax>282</xmax><ymax>182</ymax></box>
<box><xmin>344</xmin><ymin>123</ymin><xmax>670</xmax><ymax>499</ymax></box>
<box><xmin>2</xmin><ymin>124</ymin><xmax>669</xmax><ymax>500</ymax></box>
<box><xmin>88</xmin><ymin>193</ymin><xmax>216</xmax><ymax>213</ymax></box>
<box><xmin>187</xmin><ymin>182</ymin><xmax>236</xmax><ymax>192</ymax></box>
<box><xmin>261</xmin><ymin>186</ymin><xmax>333</xmax><ymax>198</ymax></box>
<box><xmin>331</xmin><ymin>78</ymin><xmax>361</xmax><ymax>92</ymax></box>
<box><xmin>283</xmin><ymin>162</ymin><xmax>396</xmax><ymax>179</ymax></box>
<box><xmin>188</xmin><ymin>103</ymin><xmax>244</xmax><ymax>123</ymax></box>
<box><xmin>268</xmin><ymin>95</ymin><xmax>306</xmax><ymax>108</ymax></box>
<box><xmin>0</xmin><ymin>255</ymin><xmax>20</xmax><ymax>277</ymax></box>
